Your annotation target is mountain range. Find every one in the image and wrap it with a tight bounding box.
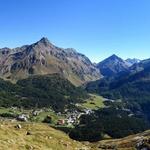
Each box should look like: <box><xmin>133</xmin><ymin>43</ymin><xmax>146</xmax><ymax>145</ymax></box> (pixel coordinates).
<box><xmin>0</xmin><ymin>38</ymin><xmax>144</xmax><ymax>86</ymax></box>
<box><xmin>0</xmin><ymin>37</ymin><xmax>144</xmax><ymax>86</ymax></box>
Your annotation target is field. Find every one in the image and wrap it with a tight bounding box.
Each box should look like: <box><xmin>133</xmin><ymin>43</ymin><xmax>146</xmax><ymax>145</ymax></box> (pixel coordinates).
<box><xmin>0</xmin><ymin>107</ymin><xmax>65</xmax><ymax>125</ymax></box>
<box><xmin>81</xmin><ymin>94</ymin><xmax>105</xmax><ymax>110</ymax></box>
<box><xmin>30</xmin><ymin>110</ymin><xmax>65</xmax><ymax>124</ymax></box>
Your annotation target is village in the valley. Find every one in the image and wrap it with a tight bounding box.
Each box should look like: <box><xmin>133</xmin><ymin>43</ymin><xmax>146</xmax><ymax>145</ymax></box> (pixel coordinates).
<box><xmin>0</xmin><ymin>95</ymin><xmax>135</xmax><ymax>127</ymax></box>
<box><xmin>0</xmin><ymin>106</ymin><xmax>94</xmax><ymax>127</ymax></box>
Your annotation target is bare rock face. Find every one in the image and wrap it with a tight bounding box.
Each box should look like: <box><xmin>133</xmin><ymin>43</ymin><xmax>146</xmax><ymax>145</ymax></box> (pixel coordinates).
<box><xmin>0</xmin><ymin>37</ymin><xmax>101</xmax><ymax>85</ymax></box>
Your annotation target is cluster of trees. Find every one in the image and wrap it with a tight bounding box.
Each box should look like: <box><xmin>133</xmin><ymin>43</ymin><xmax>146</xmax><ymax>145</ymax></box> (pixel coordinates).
<box><xmin>0</xmin><ymin>74</ymin><xmax>88</xmax><ymax>112</ymax></box>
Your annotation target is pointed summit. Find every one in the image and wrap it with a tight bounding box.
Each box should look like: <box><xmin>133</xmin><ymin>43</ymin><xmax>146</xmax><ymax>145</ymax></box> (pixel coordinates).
<box><xmin>108</xmin><ymin>54</ymin><xmax>122</xmax><ymax>61</ymax></box>
<box><xmin>110</xmin><ymin>54</ymin><xmax>118</xmax><ymax>58</ymax></box>
<box><xmin>40</xmin><ymin>37</ymin><xmax>49</xmax><ymax>42</ymax></box>
<box><xmin>34</xmin><ymin>37</ymin><xmax>54</xmax><ymax>48</ymax></box>
<box><xmin>38</xmin><ymin>37</ymin><xmax>50</xmax><ymax>46</ymax></box>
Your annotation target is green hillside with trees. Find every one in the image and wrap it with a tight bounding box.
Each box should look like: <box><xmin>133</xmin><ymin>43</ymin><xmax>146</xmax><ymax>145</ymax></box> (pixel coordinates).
<box><xmin>0</xmin><ymin>74</ymin><xmax>88</xmax><ymax>112</ymax></box>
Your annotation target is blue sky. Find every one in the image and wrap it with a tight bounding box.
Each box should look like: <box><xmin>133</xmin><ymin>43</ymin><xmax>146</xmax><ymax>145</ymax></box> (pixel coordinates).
<box><xmin>0</xmin><ymin>0</ymin><xmax>150</xmax><ymax>62</ymax></box>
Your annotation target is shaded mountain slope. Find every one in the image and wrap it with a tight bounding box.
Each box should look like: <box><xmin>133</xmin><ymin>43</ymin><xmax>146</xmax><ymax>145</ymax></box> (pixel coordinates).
<box><xmin>97</xmin><ymin>54</ymin><xmax>130</xmax><ymax>77</ymax></box>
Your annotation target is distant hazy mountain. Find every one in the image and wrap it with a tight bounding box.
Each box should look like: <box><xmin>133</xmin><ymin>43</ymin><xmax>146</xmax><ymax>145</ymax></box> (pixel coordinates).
<box><xmin>125</xmin><ymin>58</ymin><xmax>150</xmax><ymax>75</ymax></box>
<box><xmin>0</xmin><ymin>37</ymin><xmax>101</xmax><ymax>85</ymax></box>
<box><xmin>97</xmin><ymin>54</ymin><xmax>130</xmax><ymax>77</ymax></box>
<box><xmin>126</xmin><ymin>58</ymin><xmax>141</xmax><ymax>66</ymax></box>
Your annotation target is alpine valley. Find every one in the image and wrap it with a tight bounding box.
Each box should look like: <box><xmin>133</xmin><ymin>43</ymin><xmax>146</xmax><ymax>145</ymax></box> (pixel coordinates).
<box><xmin>0</xmin><ymin>38</ymin><xmax>150</xmax><ymax>150</ymax></box>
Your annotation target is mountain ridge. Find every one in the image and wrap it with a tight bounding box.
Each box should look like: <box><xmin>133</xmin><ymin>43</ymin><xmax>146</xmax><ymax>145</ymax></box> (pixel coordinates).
<box><xmin>0</xmin><ymin>37</ymin><xmax>101</xmax><ymax>86</ymax></box>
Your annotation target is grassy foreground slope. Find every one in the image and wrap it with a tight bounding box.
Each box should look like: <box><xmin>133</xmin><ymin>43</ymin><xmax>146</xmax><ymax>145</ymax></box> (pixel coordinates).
<box><xmin>0</xmin><ymin>120</ymin><xmax>150</xmax><ymax>150</ymax></box>
<box><xmin>0</xmin><ymin>121</ymin><xmax>89</xmax><ymax>150</ymax></box>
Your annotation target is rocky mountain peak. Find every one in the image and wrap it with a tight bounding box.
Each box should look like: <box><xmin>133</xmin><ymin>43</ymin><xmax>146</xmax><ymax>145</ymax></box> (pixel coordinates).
<box><xmin>0</xmin><ymin>38</ymin><xmax>101</xmax><ymax>85</ymax></box>
<box><xmin>108</xmin><ymin>54</ymin><xmax>123</xmax><ymax>61</ymax></box>
<box><xmin>39</xmin><ymin>37</ymin><xmax>50</xmax><ymax>43</ymax></box>
<box><xmin>97</xmin><ymin>54</ymin><xmax>130</xmax><ymax>77</ymax></box>
<box><xmin>110</xmin><ymin>54</ymin><xmax>118</xmax><ymax>58</ymax></box>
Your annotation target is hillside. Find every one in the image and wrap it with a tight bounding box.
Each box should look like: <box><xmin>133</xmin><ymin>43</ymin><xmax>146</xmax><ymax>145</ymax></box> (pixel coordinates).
<box><xmin>0</xmin><ymin>120</ymin><xmax>150</xmax><ymax>150</ymax></box>
<box><xmin>0</xmin><ymin>74</ymin><xmax>88</xmax><ymax>112</ymax></box>
<box><xmin>91</xmin><ymin>129</ymin><xmax>150</xmax><ymax>150</ymax></box>
<box><xmin>86</xmin><ymin>60</ymin><xmax>150</xmax><ymax>124</ymax></box>
<box><xmin>0</xmin><ymin>121</ymin><xmax>89</xmax><ymax>150</ymax></box>
<box><xmin>0</xmin><ymin>37</ymin><xmax>101</xmax><ymax>86</ymax></box>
